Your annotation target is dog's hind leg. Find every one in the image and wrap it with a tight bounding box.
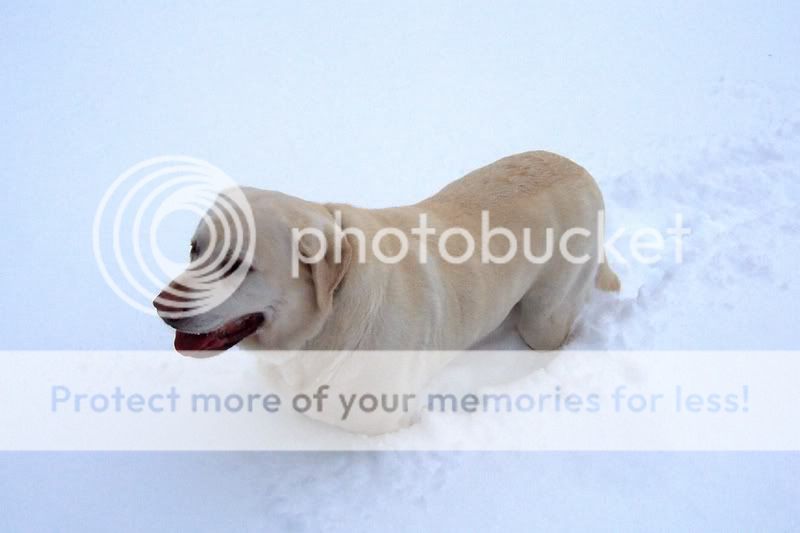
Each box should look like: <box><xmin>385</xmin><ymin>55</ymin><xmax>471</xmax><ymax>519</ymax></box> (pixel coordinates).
<box><xmin>516</xmin><ymin>262</ymin><xmax>596</xmax><ymax>350</ymax></box>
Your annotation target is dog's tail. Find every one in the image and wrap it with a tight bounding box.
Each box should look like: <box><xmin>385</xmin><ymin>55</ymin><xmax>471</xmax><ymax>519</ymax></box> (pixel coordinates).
<box><xmin>595</xmin><ymin>262</ymin><xmax>621</xmax><ymax>292</ymax></box>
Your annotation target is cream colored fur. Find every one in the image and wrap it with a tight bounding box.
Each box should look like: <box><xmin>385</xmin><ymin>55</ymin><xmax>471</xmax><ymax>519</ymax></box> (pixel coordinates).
<box><xmin>299</xmin><ymin>150</ymin><xmax>620</xmax><ymax>351</ymax></box>
<box><xmin>162</xmin><ymin>150</ymin><xmax>620</xmax><ymax>433</ymax></box>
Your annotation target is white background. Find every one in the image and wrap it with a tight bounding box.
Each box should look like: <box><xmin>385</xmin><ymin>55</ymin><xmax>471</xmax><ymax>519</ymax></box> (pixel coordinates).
<box><xmin>1</xmin><ymin>1</ymin><xmax>799</xmax><ymax>531</ymax></box>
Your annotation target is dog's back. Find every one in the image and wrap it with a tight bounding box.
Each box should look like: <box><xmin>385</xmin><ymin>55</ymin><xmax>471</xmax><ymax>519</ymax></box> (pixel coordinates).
<box><xmin>421</xmin><ymin>150</ymin><xmax>598</xmax><ymax>212</ymax></box>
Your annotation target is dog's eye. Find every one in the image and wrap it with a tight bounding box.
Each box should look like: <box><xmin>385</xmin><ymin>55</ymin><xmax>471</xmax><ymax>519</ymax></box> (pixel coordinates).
<box><xmin>221</xmin><ymin>257</ymin><xmax>253</xmax><ymax>278</ymax></box>
<box><xmin>220</xmin><ymin>258</ymin><xmax>239</xmax><ymax>278</ymax></box>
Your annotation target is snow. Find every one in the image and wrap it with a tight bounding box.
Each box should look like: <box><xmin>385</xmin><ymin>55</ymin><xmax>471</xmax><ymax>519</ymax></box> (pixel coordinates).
<box><xmin>2</xmin><ymin>1</ymin><xmax>800</xmax><ymax>531</ymax></box>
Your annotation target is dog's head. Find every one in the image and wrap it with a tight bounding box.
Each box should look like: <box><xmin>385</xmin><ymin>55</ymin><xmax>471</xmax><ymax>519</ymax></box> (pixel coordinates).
<box><xmin>154</xmin><ymin>187</ymin><xmax>352</xmax><ymax>356</ymax></box>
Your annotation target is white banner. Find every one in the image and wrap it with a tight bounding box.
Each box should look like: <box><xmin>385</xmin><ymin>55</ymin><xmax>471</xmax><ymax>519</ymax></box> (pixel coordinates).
<box><xmin>1</xmin><ymin>350</ymin><xmax>797</xmax><ymax>450</ymax></box>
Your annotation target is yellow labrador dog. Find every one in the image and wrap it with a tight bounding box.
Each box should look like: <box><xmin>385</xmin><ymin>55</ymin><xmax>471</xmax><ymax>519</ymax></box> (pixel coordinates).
<box><xmin>155</xmin><ymin>150</ymin><xmax>619</xmax><ymax>354</ymax></box>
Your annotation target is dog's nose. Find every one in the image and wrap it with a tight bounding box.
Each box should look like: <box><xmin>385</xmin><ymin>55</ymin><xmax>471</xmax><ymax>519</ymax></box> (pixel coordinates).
<box><xmin>153</xmin><ymin>281</ymin><xmax>194</xmax><ymax>316</ymax></box>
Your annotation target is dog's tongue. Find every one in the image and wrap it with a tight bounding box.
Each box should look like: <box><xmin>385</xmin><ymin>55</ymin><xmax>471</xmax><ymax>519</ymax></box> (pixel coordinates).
<box><xmin>174</xmin><ymin>313</ymin><xmax>265</xmax><ymax>356</ymax></box>
<box><xmin>174</xmin><ymin>331</ymin><xmax>226</xmax><ymax>353</ymax></box>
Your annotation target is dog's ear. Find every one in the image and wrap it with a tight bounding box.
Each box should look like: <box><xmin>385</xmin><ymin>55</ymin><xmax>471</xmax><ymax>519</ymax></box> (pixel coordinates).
<box><xmin>299</xmin><ymin>227</ymin><xmax>352</xmax><ymax>311</ymax></box>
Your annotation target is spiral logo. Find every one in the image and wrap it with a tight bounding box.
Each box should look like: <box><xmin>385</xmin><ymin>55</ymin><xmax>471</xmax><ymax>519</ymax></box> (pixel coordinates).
<box><xmin>93</xmin><ymin>156</ymin><xmax>256</xmax><ymax>318</ymax></box>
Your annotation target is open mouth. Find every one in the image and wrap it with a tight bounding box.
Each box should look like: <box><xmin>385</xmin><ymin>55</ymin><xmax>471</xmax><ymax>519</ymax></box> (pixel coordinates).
<box><xmin>174</xmin><ymin>313</ymin><xmax>265</xmax><ymax>355</ymax></box>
